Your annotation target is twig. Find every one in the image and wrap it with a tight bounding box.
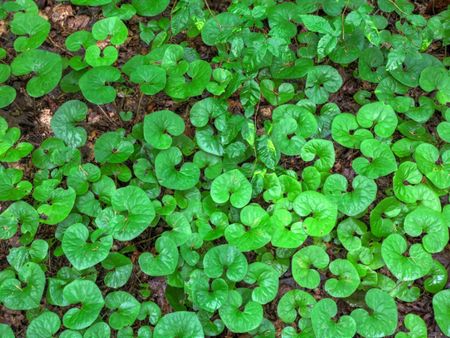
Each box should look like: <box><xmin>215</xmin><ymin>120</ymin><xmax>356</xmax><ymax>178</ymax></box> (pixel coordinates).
<box><xmin>136</xmin><ymin>91</ymin><xmax>144</xmax><ymax>122</ymax></box>
<box><xmin>97</xmin><ymin>104</ymin><xmax>118</xmax><ymax>127</ymax></box>
<box><xmin>47</xmin><ymin>36</ymin><xmax>73</xmax><ymax>56</ymax></box>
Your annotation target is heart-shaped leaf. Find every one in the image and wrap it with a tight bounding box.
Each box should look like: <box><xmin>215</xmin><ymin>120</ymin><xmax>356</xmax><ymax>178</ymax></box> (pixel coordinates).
<box><xmin>79</xmin><ymin>66</ymin><xmax>121</xmax><ymax>104</ymax></box>
<box><xmin>51</xmin><ymin>100</ymin><xmax>88</xmax><ymax>148</ymax></box>
<box><xmin>433</xmin><ymin>290</ymin><xmax>450</xmax><ymax>336</ymax></box>
<box><xmin>351</xmin><ymin>288</ymin><xmax>398</xmax><ymax>337</ymax></box>
<box><xmin>139</xmin><ymin>236</ymin><xmax>179</xmax><ymax>276</ymax></box>
<box><xmin>132</xmin><ymin>0</ymin><xmax>170</xmax><ymax>16</ymax></box>
<box><xmin>155</xmin><ymin>147</ymin><xmax>200</xmax><ymax>190</ymax></box>
<box><xmin>203</xmin><ymin>244</ymin><xmax>248</xmax><ymax>282</ymax></box>
<box><xmin>311</xmin><ymin>298</ymin><xmax>356</xmax><ymax>338</ymax></box>
<box><xmin>143</xmin><ymin>110</ymin><xmax>185</xmax><ymax>150</ymax></box>
<box><xmin>210</xmin><ymin>169</ymin><xmax>252</xmax><ymax>208</ymax></box>
<box><xmin>110</xmin><ymin>186</ymin><xmax>155</xmax><ymax>240</ymax></box>
<box><xmin>277</xmin><ymin>289</ymin><xmax>317</xmax><ymax>324</ymax></box>
<box><xmin>219</xmin><ymin>290</ymin><xmax>263</xmax><ymax>333</ymax></box>
<box><xmin>11</xmin><ymin>49</ymin><xmax>62</xmax><ymax>97</ymax></box>
<box><xmin>62</xmin><ymin>223</ymin><xmax>113</xmax><ymax>270</ymax></box>
<box><xmin>62</xmin><ymin>280</ymin><xmax>104</xmax><ymax>330</ymax></box>
<box><xmin>105</xmin><ymin>291</ymin><xmax>140</xmax><ymax>330</ymax></box>
<box><xmin>292</xmin><ymin>245</ymin><xmax>329</xmax><ymax>289</ymax></box>
<box><xmin>381</xmin><ymin>233</ymin><xmax>432</xmax><ymax>281</ymax></box>
<box><xmin>26</xmin><ymin>311</ymin><xmax>61</xmax><ymax>338</ymax></box>
<box><xmin>293</xmin><ymin>191</ymin><xmax>337</xmax><ymax>237</ymax></box>
<box><xmin>324</xmin><ymin>259</ymin><xmax>360</xmax><ymax>298</ymax></box>
<box><xmin>0</xmin><ymin>262</ymin><xmax>45</xmax><ymax>310</ymax></box>
<box><xmin>153</xmin><ymin>311</ymin><xmax>204</xmax><ymax>338</ymax></box>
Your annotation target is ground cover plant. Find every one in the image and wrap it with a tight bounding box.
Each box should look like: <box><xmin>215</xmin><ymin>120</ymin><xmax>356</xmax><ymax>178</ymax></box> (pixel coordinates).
<box><xmin>0</xmin><ymin>0</ymin><xmax>449</xmax><ymax>336</ymax></box>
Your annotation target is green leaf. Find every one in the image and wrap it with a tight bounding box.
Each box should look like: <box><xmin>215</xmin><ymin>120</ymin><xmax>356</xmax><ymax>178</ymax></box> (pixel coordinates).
<box><xmin>201</xmin><ymin>12</ymin><xmax>242</xmax><ymax>46</ymax></box>
<box><xmin>94</xmin><ymin>130</ymin><xmax>134</xmax><ymax>164</ymax></box>
<box><xmin>26</xmin><ymin>311</ymin><xmax>61</xmax><ymax>338</ymax></box>
<box><xmin>414</xmin><ymin>143</ymin><xmax>449</xmax><ymax>190</ymax></box>
<box><xmin>0</xmin><ymin>262</ymin><xmax>45</xmax><ymax>310</ymax></box>
<box><xmin>0</xmin><ymin>168</ymin><xmax>32</xmax><ymax>201</ymax></box>
<box><xmin>257</xmin><ymin>135</ymin><xmax>280</xmax><ymax>169</ymax></box>
<box><xmin>404</xmin><ymin>207</ymin><xmax>448</xmax><ymax>254</ymax></box>
<box><xmin>138</xmin><ymin>301</ymin><xmax>161</xmax><ymax>325</ymax></box>
<box><xmin>110</xmin><ymin>186</ymin><xmax>155</xmax><ymax>240</ymax></box>
<box><xmin>11</xmin><ymin>49</ymin><xmax>62</xmax><ymax>97</ymax></box>
<box><xmin>62</xmin><ymin>223</ymin><xmax>113</xmax><ymax>270</ymax></box>
<box><xmin>92</xmin><ymin>17</ymin><xmax>128</xmax><ymax>45</ymax></box>
<box><xmin>51</xmin><ymin>100</ymin><xmax>88</xmax><ymax>148</ymax></box>
<box><xmin>381</xmin><ymin>233</ymin><xmax>432</xmax><ymax>281</ymax></box>
<box><xmin>155</xmin><ymin>147</ymin><xmax>200</xmax><ymax>190</ymax></box>
<box><xmin>356</xmin><ymin>102</ymin><xmax>397</xmax><ymax>138</ymax></box>
<box><xmin>0</xmin><ymin>324</ymin><xmax>14</xmax><ymax>338</ymax></box>
<box><xmin>11</xmin><ymin>12</ymin><xmax>50</xmax><ymax>52</ymax></box>
<box><xmin>300</xmin><ymin>15</ymin><xmax>335</xmax><ymax>35</ymax></box>
<box><xmin>305</xmin><ymin>65</ymin><xmax>342</xmax><ymax>104</ymax></box>
<box><xmin>270</xmin><ymin>208</ymin><xmax>307</xmax><ymax>249</ymax></box>
<box><xmin>395</xmin><ymin>314</ymin><xmax>427</xmax><ymax>338</ymax></box>
<box><xmin>203</xmin><ymin>244</ymin><xmax>248</xmax><ymax>282</ymax></box>
<box><xmin>0</xmin><ymin>118</ymin><xmax>34</xmax><ymax>162</ymax></box>
<box><xmin>139</xmin><ymin>236</ymin><xmax>179</xmax><ymax>276</ymax></box>
<box><xmin>130</xmin><ymin>65</ymin><xmax>166</xmax><ymax>95</ymax></box>
<box><xmin>7</xmin><ymin>239</ymin><xmax>48</xmax><ymax>271</ymax></box>
<box><xmin>144</xmin><ymin>110</ymin><xmax>185</xmax><ymax>150</ymax></box>
<box><xmin>165</xmin><ymin>60</ymin><xmax>212</xmax><ymax>100</ymax></box>
<box><xmin>433</xmin><ymin>290</ymin><xmax>450</xmax><ymax>336</ymax></box>
<box><xmin>351</xmin><ymin>289</ymin><xmax>398</xmax><ymax>337</ymax></box>
<box><xmin>311</xmin><ymin>299</ymin><xmax>356</xmax><ymax>338</ymax></box>
<box><xmin>300</xmin><ymin>139</ymin><xmax>335</xmax><ymax>172</ymax></box>
<box><xmin>352</xmin><ymin>139</ymin><xmax>397</xmax><ymax>179</ymax></box>
<box><xmin>190</xmin><ymin>97</ymin><xmax>228</xmax><ymax>128</ymax></box>
<box><xmin>292</xmin><ymin>245</ymin><xmax>329</xmax><ymax>289</ymax></box>
<box><xmin>267</xmin><ymin>3</ymin><xmax>301</xmax><ymax>40</ymax></box>
<box><xmin>277</xmin><ymin>290</ymin><xmax>316</xmax><ymax>323</ymax></box>
<box><xmin>260</xmin><ymin>80</ymin><xmax>295</xmax><ymax>106</ymax></box>
<box><xmin>293</xmin><ymin>191</ymin><xmax>337</xmax><ymax>237</ymax></box>
<box><xmin>132</xmin><ymin>0</ymin><xmax>170</xmax><ymax>17</ymax></box>
<box><xmin>0</xmin><ymin>201</ymin><xmax>39</xmax><ymax>243</ymax></box>
<box><xmin>187</xmin><ymin>269</ymin><xmax>228</xmax><ymax>312</ymax></box>
<box><xmin>105</xmin><ymin>291</ymin><xmax>140</xmax><ymax>330</ymax></box>
<box><xmin>424</xmin><ymin>260</ymin><xmax>448</xmax><ymax>294</ymax></box>
<box><xmin>153</xmin><ymin>311</ymin><xmax>204</xmax><ymax>338</ymax></box>
<box><xmin>79</xmin><ymin>66</ymin><xmax>121</xmax><ymax>104</ymax></box>
<box><xmin>211</xmin><ymin>169</ymin><xmax>252</xmax><ymax>208</ymax></box>
<box><xmin>0</xmin><ymin>86</ymin><xmax>16</xmax><ymax>109</ymax></box>
<box><xmin>325</xmin><ymin>259</ymin><xmax>360</xmax><ymax>298</ymax></box>
<box><xmin>62</xmin><ymin>280</ymin><xmax>104</xmax><ymax>330</ymax></box>
<box><xmin>244</xmin><ymin>262</ymin><xmax>279</xmax><ymax>304</ymax></box>
<box><xmin>419</xmin><ymin>66</ymin><xmax>449</xmax><ymax>103</ymax></box>
<box><xmin>36</xmin><ymin>187</ymin><xmax>76</xmax><ymax>225</ymax></box>
<box><xmin>324</xmin><ymin>175</ymin><xmax>377</xmax><ymax>217</ymax></box>
<box><xmin>84</xmin><ymin>322</ymin><xmax>111</xmax><ymax>338</ymax></box>
<box><xmin>102</xmin><ymin>253</ymin><xmax>133</xmax><ymax>288</ymax></box>
<box><xmin>332</xmin><ymin>113</ymin><xmax>373</xmax><ymax>149</ymax></box>
<box><xmin>219</xmin><ymin>290</ymin><xmax>263</xmax><ymax>333</ymax></box>
<box><xmin>85</xmin><ymin>45</ymin><xmax>118</xmax><ymax>67</ymax></box>
<box><xmin>337</xmin><ymin>218</ymin><xmax>367</xmax><ymax>252</ymax></box>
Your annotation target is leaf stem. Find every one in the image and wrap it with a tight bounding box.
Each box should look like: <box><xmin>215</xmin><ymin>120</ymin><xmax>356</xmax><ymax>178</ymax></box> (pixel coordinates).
<box><xmin>203</xmin><ymin>0</ymin><xmax>222</xmax><ymax>30</ymax></box>
<box><xmin>388</xmin><ymin>0</ymin><xmax>408</xmax><ymax>16</ymax></box>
